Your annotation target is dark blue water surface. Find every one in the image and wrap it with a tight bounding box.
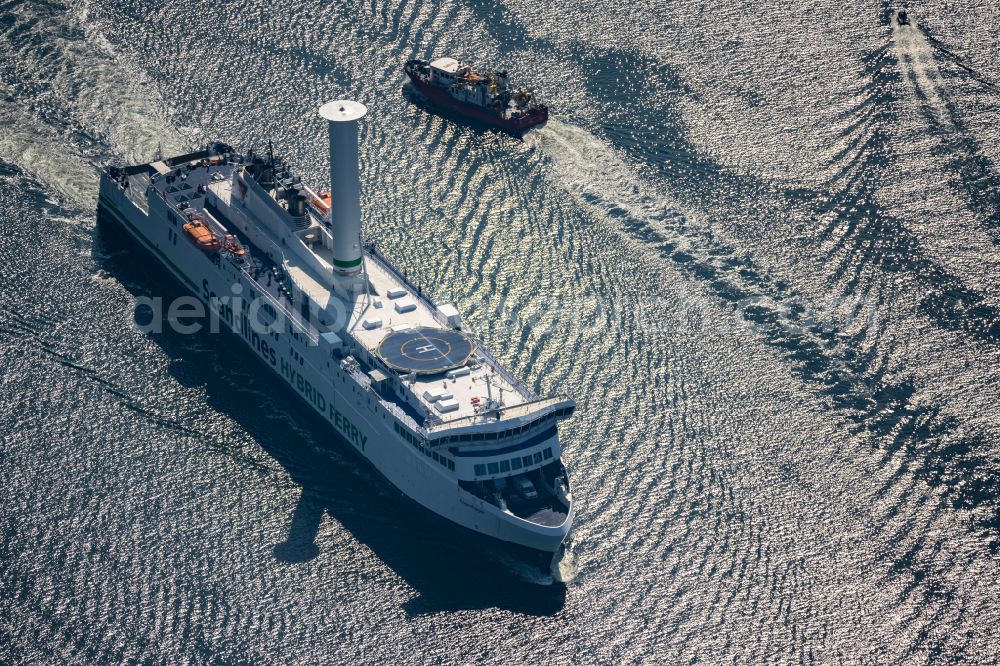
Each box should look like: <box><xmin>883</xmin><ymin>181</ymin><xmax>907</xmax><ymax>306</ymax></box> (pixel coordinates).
<box><xmin>2</xmin><ymin>0</ymin><xmax>1000</xmax><ymax>662</ymax></box>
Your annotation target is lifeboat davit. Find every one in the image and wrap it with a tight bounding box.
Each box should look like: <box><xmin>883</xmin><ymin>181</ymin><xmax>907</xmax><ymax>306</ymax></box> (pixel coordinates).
<box><xmin>223</xmin><ymin>233</ymin><xmax>246</xmax><ymax>256</ymax></box>
<box><xmin>183</xmin><ymin>219</ymin><xmax>221</xmax><ymax>252</ymax></box>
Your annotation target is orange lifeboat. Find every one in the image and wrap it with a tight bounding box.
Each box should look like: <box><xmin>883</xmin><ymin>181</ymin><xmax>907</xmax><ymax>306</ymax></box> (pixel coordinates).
<box><xmin>310</xmin><ymin>191</ymin><xmax>332</xmax><ymax>213</ymax></box>
<box><xmin>183</xmin><ymin>219</ymin><xmax>221</xmax><ymax>252</ymax></box>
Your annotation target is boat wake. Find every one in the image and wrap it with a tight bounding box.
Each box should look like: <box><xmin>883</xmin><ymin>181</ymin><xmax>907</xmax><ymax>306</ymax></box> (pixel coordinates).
<box><xmin>890</xmin><ymin>11</ymin><xmax>1000</xmax><ymax>230</ymax></box>
<box><xmin>530</xmin><ymin>119</ymin><xmax>845</xmax><ymax>342</ymax></box>
<box><xmin>483</xmin><ymin>544</ymin><xmax>578</xmax><ymax>586</ymax></box>
<box><xmin>892</xmin><ymin>13</ymin><xmax>955</xmax><ymax>133</ymax></box>
<box><xmin>0</xmin><ymin>0</ymin><xmax>191</xmax><ymax>207</ymax></box>
<box><xmin>552</xmin><ymin>543</ymin><xmax>579</xmax><ymax>584</ymax></box>
<box><xmin>0</xmin><ymin>101</ymin><xmax>98</xmax><ymax>207</ymax></box>
<box><xmin>530</xmin><ymin>115</ymin><xmax>1000</xmax><ymax>533</ymax></box>
<box><xmin>529</xmin><ymin>119</ymin><xmax>688</xmax><ymax>234</ymax></box>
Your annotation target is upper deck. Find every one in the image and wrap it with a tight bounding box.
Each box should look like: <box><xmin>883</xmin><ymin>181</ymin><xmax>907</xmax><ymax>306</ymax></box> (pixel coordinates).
<box><xmin>114</xmin><ymin>146</ymin><xmax>571</xmax><ymax>432</ymax></box>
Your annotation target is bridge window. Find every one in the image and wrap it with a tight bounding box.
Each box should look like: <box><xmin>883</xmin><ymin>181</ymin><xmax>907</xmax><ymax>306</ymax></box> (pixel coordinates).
<box><xmin>487</xmin><ymin>462</ymin><xmax>499</xmax><ymax>474</ymax></box>
<box><xmin>499</xmin><ymin>460</ymin><xmax>510</xmax><ymax>472</ymax></box>
<box><xmin>543</xmin><ymin>447</ymin><xmax>553</xmax><ymax>459</ymax></box>
<box><xmin>522</xmin><ymin>456</ymin><xmax>532</xmax><ymax>468</ymax></box>
<box><xmin>533</xmin><ymin>452</ymin><xmax>543</xmax><ymax>464</ymax></box>
<box><xmin>474</xmin><ymin>464</ymin><xmax>486</xmax><ymax>476</ymax></box>
<box><xmin>432</xmin><ymin>452</ymin><xmax>440</xmax><ymax>462</ymax></box>
<box><xmin>511</xmin><ymin>457</ymin><xmax>522</xmax><ymax>470</ymax></box>
<box><xmin>447</xmin><ymin>459</ymin><xmax>455</xmax><ymax>471</ymax></box>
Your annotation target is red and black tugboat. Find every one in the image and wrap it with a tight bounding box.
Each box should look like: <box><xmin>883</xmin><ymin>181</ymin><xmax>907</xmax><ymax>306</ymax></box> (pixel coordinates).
<box><xmin>404</xmin><ymin>57</ymin><xmax>548</xmax><ymax>135</ymax></box>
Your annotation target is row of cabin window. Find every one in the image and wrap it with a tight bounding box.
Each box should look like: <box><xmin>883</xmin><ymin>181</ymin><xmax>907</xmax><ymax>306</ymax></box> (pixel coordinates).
<box><xmin>395</xmin><ymin>421</ymin><xmax>455</xmax><ymax>471</ymax></box>
<box><xmin>435</xmin><ymin>408</ymin><xmax>572</xmax><ymax>445</ymax></box>
<box><xmin>474</xmin><ymin>447</ymin><xmax>553</xmax><ymax>477</ymax></box>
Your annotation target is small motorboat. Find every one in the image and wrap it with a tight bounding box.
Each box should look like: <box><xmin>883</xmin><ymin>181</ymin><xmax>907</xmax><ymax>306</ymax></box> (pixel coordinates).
<box><xmin>404</xmin><ymin>57</ymin><xmax>548</xmax><ymax>135</ymax></box>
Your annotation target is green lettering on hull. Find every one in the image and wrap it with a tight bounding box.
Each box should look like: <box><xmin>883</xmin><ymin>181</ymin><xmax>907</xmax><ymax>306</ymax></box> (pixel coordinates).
<box><xmin>281</xmin><ymin>355</ymin><xmax>366</xmax><ymax>451</ymax></box>
<box><xmin>101</xmin><ymin>194</ymin><xmax>369</xmax><ymax>453</ymax></box>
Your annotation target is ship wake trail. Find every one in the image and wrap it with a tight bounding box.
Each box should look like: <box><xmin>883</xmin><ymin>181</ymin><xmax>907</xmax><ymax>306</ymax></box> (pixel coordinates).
<box><xmin>893</xmin><ymin>17</ymin><xmax>955</xmax><ymax>132</ymax></box>
<box><xmin>533</xmin><ymin>118</ymin><xmax>1000</xmax><ymax>535</ymax></box>
<box><xmin>0</xmin><ymin>0</ymin><xmax>190</xmax><ymax>207</ymax></box>
<box><xmin>892</xmin><ymin>16</ymin><xmax>1000</xmax><ymax>229</ymax></box>
<box><xmin>0</xmin><ymin>100</ymin><xmax>97</xmax><ymax>208</ymax></box>
<box><xmin>531</xmin><ymin>120</ymin><xmax>686</xmax><ymax>237</ymax></box>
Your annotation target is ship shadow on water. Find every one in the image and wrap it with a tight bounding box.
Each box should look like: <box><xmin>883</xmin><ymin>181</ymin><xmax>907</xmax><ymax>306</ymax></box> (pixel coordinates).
<box><xmin>92</xmin><ymin>217</ymin><xmax>567</xmax><ymax>617</ymax></box>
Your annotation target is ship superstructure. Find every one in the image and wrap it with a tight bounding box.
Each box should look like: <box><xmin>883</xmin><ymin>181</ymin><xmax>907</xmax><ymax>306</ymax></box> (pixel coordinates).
<box><xmin>404</xmin><ymin>58</ymin><xmax>548</xmax><ymax>134</ymax></box>
<box><xmin>97</xmin><ymin>101</ymin><xmax>574</xmax><ymax>557</ymax></box>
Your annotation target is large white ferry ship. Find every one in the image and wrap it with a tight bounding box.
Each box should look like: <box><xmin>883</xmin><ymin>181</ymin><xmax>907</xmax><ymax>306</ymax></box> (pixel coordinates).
<box><xmin>96</xmin><ymin>101</ymin><xmax>575</xmax><ymax>559</ymax></box>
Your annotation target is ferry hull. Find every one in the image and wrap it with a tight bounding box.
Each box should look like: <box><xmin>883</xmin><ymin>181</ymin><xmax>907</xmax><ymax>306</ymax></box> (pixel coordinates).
<box><xmin>96</xmin><ymin>175</ymin><xmax>571</xmax><ymax>557</ymax></box>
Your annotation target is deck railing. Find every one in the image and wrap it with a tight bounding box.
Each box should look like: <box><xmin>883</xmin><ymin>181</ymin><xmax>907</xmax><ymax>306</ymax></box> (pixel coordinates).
<box><xmin>421</xmin><ymin>395</ymin><xmax>573</xmax><ymax>434</ymax></box>
<box><xmin>227</xmin><ymin>240</ymin><xmax>319</xmax><ymax>345</ymax></box>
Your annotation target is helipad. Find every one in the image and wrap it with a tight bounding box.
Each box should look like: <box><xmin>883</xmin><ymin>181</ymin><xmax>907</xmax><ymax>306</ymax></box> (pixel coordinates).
<box><xmin>376</xmin><ymin>327</ymin><xmax>475</xmax><ymax>375</ymax></box>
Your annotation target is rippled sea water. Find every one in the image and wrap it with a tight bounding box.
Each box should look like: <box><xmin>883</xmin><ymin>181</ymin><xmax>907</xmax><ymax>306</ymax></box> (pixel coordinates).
<box><xmin>2</xmin><ymin>0</ymin><xmax>1000</xmax><ymax>662</ymax></box>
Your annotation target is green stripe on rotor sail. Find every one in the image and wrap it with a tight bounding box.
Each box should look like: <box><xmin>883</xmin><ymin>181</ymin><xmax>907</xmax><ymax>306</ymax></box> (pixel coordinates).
<box><xmin>333</xmin><ymin>256</ymin><xmax>363</xmax><ymax>268</ymax></box>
